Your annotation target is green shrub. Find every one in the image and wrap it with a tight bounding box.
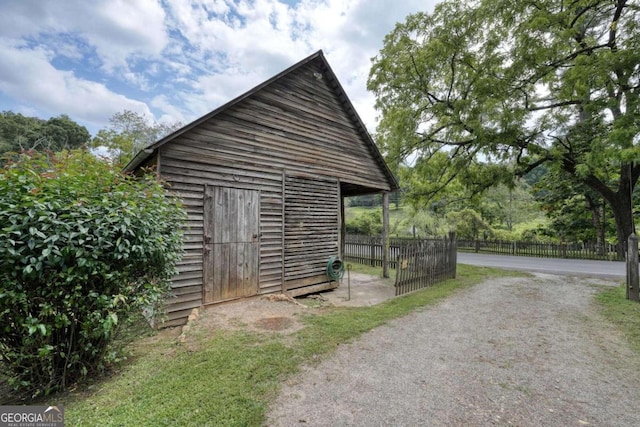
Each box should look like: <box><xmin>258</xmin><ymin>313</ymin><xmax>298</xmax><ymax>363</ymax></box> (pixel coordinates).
<box><xmin>446</xmin><ymin>208</ymin><xmax>493</xmax><ymax>240</ymax></box>
<box><xmin>345</xmin><ymin>210</ymin><xmax>383</xmax><ymax>236</ymax></box>
<box><xmin>0</xmin><ymin>150</ymin><xmax>186</xmax><ymax>396</ymax></box>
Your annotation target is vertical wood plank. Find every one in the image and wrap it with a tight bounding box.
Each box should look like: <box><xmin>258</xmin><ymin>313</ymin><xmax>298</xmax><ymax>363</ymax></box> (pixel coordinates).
<box><xmin>213</xmin><ymin>244</ymin><xmax>222</xmax><ymax>301</ymax></box>
<box><xmin>204</xmin><ymin>185</ymin><xmax>213</xmax><ymax>245</ymax></box>
<box><xmin>203</xmin><ymin>245</ymin><xmax>213</xmax><ymax>302</ymax></box>
<box><xmin>222</xmin><ymin>243</ymin><xmax>231</xmax><ymax>299</ymax></box>
<box><xmin>240</xmin><ymin>243</ymin><xmax>248</xmax><ymax>296</ymax></box>
<box><xmin>237</xmin><ymin>188</ymin><xmax>246</xmax><ymax>242</ymax></box>
<box><xmin>251</xmin><ymin>189</ymin><xmax>260</xmax><ymax>236</ymax></box>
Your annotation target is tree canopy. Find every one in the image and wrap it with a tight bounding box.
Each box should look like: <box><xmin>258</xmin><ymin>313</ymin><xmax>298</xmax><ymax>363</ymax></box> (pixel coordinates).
<box><xmin>368</xmin><ymin>0</ymin><xmax>640</xmax><ymax>256</ymax></box>
<box><xmin>0</xmin><ymin>112</ymin><xmax>90</xmax><ymax>159</ymax></box>
<box><xmin>92</xmin><ymin>110</ymin><xmax>182</xmax><ymax>166</ymax></box>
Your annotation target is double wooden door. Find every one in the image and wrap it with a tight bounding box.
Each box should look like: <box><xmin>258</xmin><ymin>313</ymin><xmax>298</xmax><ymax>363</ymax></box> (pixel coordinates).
<box><xmin>203</xmin><ymin>186</ymin><xmax>259</xmax><ymax>303</ymax></box>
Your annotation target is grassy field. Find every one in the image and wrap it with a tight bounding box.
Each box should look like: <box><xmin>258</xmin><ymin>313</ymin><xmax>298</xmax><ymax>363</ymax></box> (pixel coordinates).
<box><xmin>59</xmin><ymin>264</ymin><xmax>517</xmax><ymax>426</ymax></box>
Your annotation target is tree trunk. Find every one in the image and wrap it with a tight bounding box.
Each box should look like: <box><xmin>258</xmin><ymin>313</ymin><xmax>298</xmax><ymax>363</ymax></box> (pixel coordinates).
<box><xmin>600</xmin><ymin>204</ymin><xmax>606</xmax><ymax>257</ymax></box>
<box><xmin>585</xmin><ymin>194</ymin><xmax>605</xmax><ymax>256</ymax></box>
<box><xmin>608</xmin><ymin>192</ymin><xmax>634</xmax><ymax>261</ymax></box>
<box><xmin>582</xmin><ymin>163</ymin><xmax>639</xmax><ymax>262</ymax></box>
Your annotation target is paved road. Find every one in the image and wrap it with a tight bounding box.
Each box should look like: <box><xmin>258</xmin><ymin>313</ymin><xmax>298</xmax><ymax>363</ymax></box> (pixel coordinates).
<box><xmin>457</xmin><ymin>252</ymin><xmax>626</xmax><ymax>278</ymax></box>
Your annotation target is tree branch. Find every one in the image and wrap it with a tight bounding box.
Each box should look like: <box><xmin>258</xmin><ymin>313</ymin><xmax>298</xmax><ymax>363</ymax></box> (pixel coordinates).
<box><xmin>447</xmin><ymin>51</ymin><xmax>457</xmax><ymax>106</ymax></box>
<box><xmin>527</xmin><ymin>99</ymin><xmax>583</xmax><ymax>111</ymax></box>
<box><xmin>608</xmin><ymin>0</ymin><xmax>627</xmax><ymax>50</ymax></box>
<box><xmin>516</xmin><ymin>155</ymin><xmax>551</xmax><ymax>177</ymax></box>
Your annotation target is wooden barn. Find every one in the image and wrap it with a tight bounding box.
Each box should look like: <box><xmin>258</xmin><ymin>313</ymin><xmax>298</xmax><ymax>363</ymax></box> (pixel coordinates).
<box><xmin>125</xmin><ymin>50</ymin><xmax>399</xmax><ymax>327</ymax></box>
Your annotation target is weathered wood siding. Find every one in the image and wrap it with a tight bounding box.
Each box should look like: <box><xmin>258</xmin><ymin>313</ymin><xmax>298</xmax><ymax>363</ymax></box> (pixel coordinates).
<box><xmin>161</xmin><ymin>180</ymin><xmax>205</xmax><ymax>327</ymax></box>
<box><xmin>156</xmin><ymin>58</ymin><xmax>392</xmax><ymax>325</ymax></box>
<box><xmin>159</xmin><ymin>152</ymin><xmax>284</xmax><ymax>326</ymax></box>
<box><xmin>284</xmin><ymin>175</ymin><xmax>339</xmax><ymax>290</ymax></box>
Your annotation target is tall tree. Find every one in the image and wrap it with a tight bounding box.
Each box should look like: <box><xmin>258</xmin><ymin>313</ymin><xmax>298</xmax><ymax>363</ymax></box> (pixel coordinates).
<box><xmin>92</xmin><ymin>110</ymin><xmax>182</xmax><ymax>166</ymax></box>
<box><xmin>368</xmin><ymin>0</ymin><xmax>640</xmax><ymax>258</ymax></box>
<box><xmin>480</xmin><ymin>181</ymin><xmax>539</xmax><ymax>231</ymax></box>
<box><xmin>535</xmin><ymin>166</ymin><xmax>613</xmax><ymax>251</ymax></box>
<box><xmin>0</xmin><ymin>112</ymin><xmax>90</xmax><ymax>158</ymax></box>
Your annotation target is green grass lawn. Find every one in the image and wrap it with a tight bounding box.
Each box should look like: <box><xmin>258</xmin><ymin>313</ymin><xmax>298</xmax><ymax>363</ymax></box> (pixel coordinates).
<box><xmin>595</xmin><ymin>285</ymin><xmax>640</xmax><ymax>354</ymax></box>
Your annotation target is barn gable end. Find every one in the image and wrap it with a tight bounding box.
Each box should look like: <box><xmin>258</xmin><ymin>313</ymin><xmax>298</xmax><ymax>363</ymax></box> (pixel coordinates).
<box><xmin>126</xmin><ymin>51</ymin><xmax>398</xmax><ymax>327</ymax></box>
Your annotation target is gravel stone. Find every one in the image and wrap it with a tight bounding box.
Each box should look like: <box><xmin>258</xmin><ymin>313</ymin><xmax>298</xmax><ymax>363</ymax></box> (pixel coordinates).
<box><xmin>267</xmin><ymin>273</ymin><xmax>640</xmax><ymax>426</ymax></box>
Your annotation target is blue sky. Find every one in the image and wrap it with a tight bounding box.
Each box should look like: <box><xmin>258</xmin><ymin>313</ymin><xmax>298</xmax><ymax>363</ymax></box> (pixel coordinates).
<box><xmin>0</xmin><ymin>0</ymin><xmax>437</xmax><ymax>136</ymax></box>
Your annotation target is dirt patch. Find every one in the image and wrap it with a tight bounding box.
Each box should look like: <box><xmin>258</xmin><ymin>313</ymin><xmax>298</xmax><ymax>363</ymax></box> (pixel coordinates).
<box><xmin>255</xmin><ymin>316</ymin><xmax>295</xmax><ymax>331</ymax></box>
<box><xmin>184</xmin><ymin>297</ymin><xmax>312</xmax><ymax>338</ymax></box>
<box><xmin>177</xmin><ymin>273</ymin><xmax>395</xmax><ymax>342</ymax></box>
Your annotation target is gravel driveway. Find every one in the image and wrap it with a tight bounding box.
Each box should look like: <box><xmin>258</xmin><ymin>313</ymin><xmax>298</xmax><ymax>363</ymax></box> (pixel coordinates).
<box><xmin>267</xmin><ymin>273</ymin><xmax>640</xmax><ymax>426</ymax></box>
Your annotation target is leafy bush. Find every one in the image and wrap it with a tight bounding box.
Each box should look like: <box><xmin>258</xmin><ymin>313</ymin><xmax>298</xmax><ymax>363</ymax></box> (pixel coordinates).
<box><xmin>0</xmin><ymin>150</ymin><xmax>185</xmax><ymax>396</ymax></box>
<box><xmin>346</xmin><ymin>210</ymin><xmax>383</xmax><ymax>235</ymax></box>
<box><xmin>446</xmin><ymin>208</ymin><xmax>493</xmax><ymax>240</ymax></box>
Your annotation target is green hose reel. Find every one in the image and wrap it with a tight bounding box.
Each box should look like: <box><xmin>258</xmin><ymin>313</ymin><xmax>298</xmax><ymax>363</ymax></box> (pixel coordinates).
<box><xmin>326</xmin><ymin>256</ymin><xmax>345</xmax><ymax>281</ymax></box>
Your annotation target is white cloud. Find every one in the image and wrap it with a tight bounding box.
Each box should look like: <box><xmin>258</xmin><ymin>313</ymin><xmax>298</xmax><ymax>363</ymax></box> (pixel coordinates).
<box><xmin>0</xmin><ymin>42</ymin><xmax>152</xmax><ymax>126</ymax></box>
<box><xmin>90</xmin><ymin>0</ymin><xmax>168</xmax><ymax>70</ymax></box>
<box><xmin>0</xmin><ymin>0</ymin><xmax>168</xmax><ymax>71</ymax></box>
<box><xmin>151</xmin><ymin>94</ymin><xmax>187</xmax><ymax>125</ymax></box>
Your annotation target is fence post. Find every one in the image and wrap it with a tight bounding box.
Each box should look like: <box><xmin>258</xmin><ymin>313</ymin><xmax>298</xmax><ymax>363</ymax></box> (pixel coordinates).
<box><xmin>382</xmin><ymin>192</ymin><xmax>390</xmax><ymax>278</ymax></box>
<box><xmin>370</xmin><ymin>240</ymin><xmax>376</xmax><ymax>267</ymax></box>
<box><xmin>449</xmin><ymin>231</ymin><xmax>457</xmax><ymax>278</ymax></box>
<box><xmin>627</xmin><ymin>234</ymin><xmax>639</xmax><ymax>301</ymax></box>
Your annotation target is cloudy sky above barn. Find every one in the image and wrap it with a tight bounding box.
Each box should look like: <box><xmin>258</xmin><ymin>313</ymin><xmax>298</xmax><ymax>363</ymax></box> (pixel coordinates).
<box><xmin>0</xmin><ymin>0</ymin><xmax>437</xmax><ymax>135</ymax></box>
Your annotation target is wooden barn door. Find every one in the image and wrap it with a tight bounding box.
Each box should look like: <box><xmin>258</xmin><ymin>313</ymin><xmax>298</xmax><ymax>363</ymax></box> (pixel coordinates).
<box><xmin>203</xmin><ymin>186</ymin><xmax>260</xmax><ymax>303</ymax></box>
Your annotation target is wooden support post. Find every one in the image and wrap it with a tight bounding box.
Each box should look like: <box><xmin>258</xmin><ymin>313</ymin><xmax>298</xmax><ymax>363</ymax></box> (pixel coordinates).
<box><xmin>627</xmin><ymin>233</ymin><xmax>639</xmax><ymax>301</ymax></box>
<box><xmin>382</xmin><ymin>192</ymin><xmax>390</xmax><ymax>278</ymax></box>
<box><xmin>449</xmin><ymin>231</ymin><xmax>457</xmax><ymax>279</ymax></box>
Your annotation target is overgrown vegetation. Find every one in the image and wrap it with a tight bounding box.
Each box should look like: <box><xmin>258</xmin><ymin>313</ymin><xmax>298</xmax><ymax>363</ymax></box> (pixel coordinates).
<box><xmin>0</xmin><ymin>150</ymin><xmax>186</xmax><ymax>397</ymax></box>
<box><xmin>62</xmin><ymin>264</ymin><xmax>517</xmax><ymax>425</ymax></box>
